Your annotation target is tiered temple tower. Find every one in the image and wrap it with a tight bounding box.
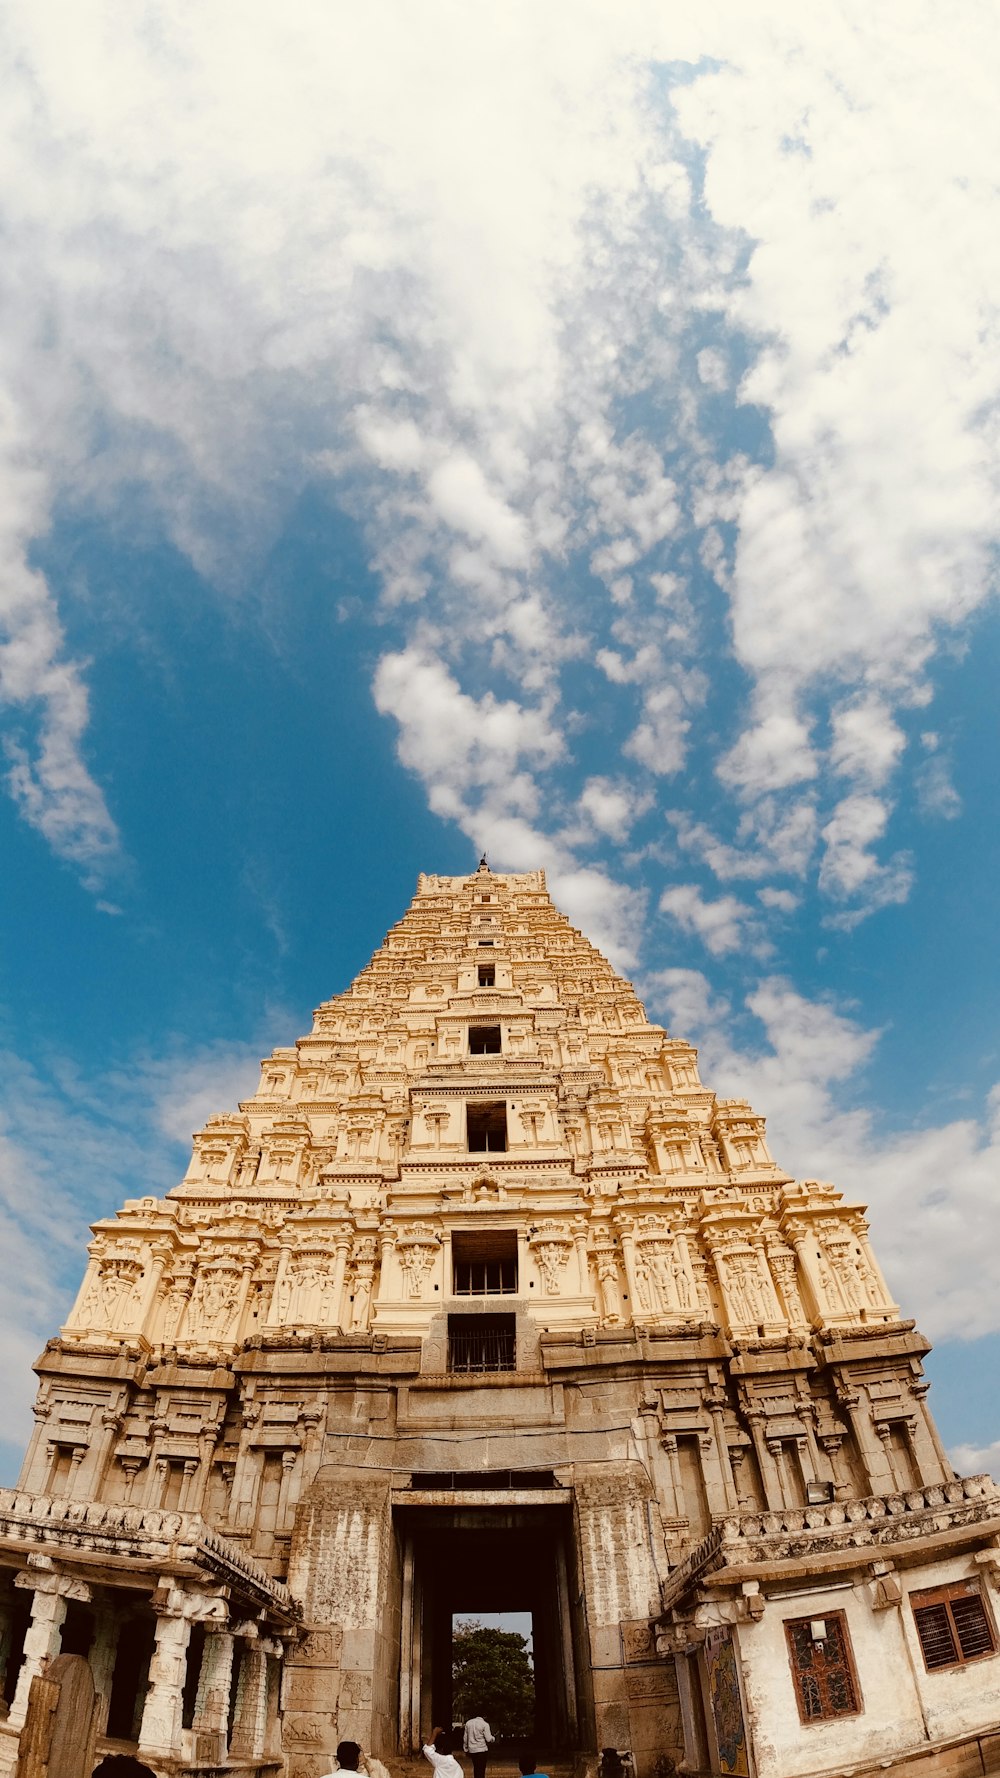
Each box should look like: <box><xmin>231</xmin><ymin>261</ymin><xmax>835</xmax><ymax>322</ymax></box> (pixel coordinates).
<box><xmin>1</xmin><ymin>867</ymin><xmax>998</xmax><ymax>1778</ymax></box>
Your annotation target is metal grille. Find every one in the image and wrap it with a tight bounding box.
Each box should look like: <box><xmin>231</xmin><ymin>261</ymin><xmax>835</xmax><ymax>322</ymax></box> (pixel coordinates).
<box><xmin>454</xmin><ymin>1257</ymin><xmax>517</xmax><ymax>1295</ymax></box>
<box><xmin>448</xmin><ymin>1317</ymin><xmax>516</xmax><ymax>1372</ymax></box>
<box><xmin>786</xmin><ymin>1615</ymin><xmax>859</xmax><ymax>1721</ymax></box>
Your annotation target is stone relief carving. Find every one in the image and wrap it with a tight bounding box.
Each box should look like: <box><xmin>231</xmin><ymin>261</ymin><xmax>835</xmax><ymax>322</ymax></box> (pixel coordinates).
<box><xmin>396</xmin><ymin>1225</ymin><xmax>439</xmax><ymax>1300</ymax></box>
<box><xmin>529</xmin><ymin>1224</ymin><xmax>573</xmax><ymax>1295</ymax></box>
<box><xmin>633</xmin><ymin>1221</ymin><xmax>698</xmax><ymax>1317</ymax></box>
<box><xmin>592</xmin><ymin>1249</ymin><xmax>624</xmax><ymax>1324</ymax></box>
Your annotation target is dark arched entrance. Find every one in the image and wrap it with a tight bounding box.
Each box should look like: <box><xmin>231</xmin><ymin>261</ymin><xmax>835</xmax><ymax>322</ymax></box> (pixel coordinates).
<box><xmin>395</xmin><ymin>1501</ymin><xmax>583</xmax><ymax>1754</ymax></box>
<box><xmin>92</xmin><ymin>1759</ymin><xmax>157</xmax><ymax>1778</ymax></box>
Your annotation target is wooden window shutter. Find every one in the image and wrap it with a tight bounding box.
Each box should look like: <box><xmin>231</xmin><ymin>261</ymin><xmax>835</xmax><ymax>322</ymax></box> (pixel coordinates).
<box><xmin>912</xmin><ymin>1582</ymin><xmax>996</xmax><ymax>1671</ymax></box>
<box><xmin>913</xmin><ymin>1602</ymin><xmax>959</xmax><ymax>1669</ymax></box>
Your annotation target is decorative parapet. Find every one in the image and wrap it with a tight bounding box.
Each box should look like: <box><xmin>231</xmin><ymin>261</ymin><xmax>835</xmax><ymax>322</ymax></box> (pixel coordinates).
<box><xmin>0</xmin><ymin>1488</ymin><xmax>298</xmax><ymax>1620</ymax></box>
<box><xmin>658</xmin><ymin>1475</ymin><xmax>1000</xmax><ymax>1612</ymax></box>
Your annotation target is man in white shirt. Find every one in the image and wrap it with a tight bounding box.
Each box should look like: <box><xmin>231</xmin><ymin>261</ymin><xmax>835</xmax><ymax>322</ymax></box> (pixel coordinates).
<box><xmin>463</xmin><ymin>1713</ymin><xmax>495</xmax><ymax>1778</ymax></box>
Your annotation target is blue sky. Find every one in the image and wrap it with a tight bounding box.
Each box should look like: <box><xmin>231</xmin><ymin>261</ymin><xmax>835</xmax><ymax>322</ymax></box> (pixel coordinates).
<box><xmin>0</xmin><ymin>2</ymin><xmax>998</xmax><ymax>1484</ymax></box>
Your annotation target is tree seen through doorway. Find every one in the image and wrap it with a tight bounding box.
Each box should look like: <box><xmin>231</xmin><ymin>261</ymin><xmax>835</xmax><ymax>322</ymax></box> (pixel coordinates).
<box><xmin>452</xmin><ymin>1618</ymin><xmax>535</xmax><ymax>1740</ymax></box>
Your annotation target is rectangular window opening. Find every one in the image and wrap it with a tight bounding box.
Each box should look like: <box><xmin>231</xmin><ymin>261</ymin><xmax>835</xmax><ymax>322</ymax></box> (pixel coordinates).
<box><xmin>453</xmin><ymin>1228</ymin><xmax>517</xmax><ymax>1295</ymax></box>
<box><xmin>467</xmin><ymin>1101</ymin><xmax>507</xmax><ymax>1152</ymax></box>
<box><xmin>448</xmin><ymin>1312</ymin><xmax>516</xmax><ymax>1373</ymax></box>
<box><xmin>469</xmin><ymin>1024</ymin><xmax>502</xmax><ymax>1055</ymax></box>
<box><xmin>912</xmin><ymin>1583</ymin><xmax>996</xmax><ymax>1670</ymax></box>
<box><xmin>478</xmin><ymin>939</ymin><xmax>495</xmax><ymax>947</ymax></box>
<box><xmin>478</xmin><ymin>966</ymin><xmax>496</xmax><ymax>987</ymax></box>
<box><xmin>786</xmin><ymin>1612</ymin><xmax>861</xmax><ymax>1723</ymax></box>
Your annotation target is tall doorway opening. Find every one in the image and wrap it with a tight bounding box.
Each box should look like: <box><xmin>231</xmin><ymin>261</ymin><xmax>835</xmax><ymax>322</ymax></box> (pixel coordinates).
<box><xmin>452</xmin><ymin>1613</ymin><xmax>535</xmax><ymax>1743</ymax></box>
<box><xmin>396</xmin><ymin>1504</ymin><xmax>580</xmax><ymax>1755</ymax></box>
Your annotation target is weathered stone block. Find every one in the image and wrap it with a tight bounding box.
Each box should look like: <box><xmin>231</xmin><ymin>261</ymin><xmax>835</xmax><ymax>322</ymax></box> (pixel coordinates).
<box><xmin>284</xmin><ymin>1666</ymin><xmax>342</xmax><ymax>1712</ymax></box>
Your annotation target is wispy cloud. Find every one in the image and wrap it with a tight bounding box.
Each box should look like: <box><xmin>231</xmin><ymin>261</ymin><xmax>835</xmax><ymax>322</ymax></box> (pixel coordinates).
<box><xmin>0</xmin><ymin>4</ymin><xmax>993</xmax><ymax>931</ymax></box>
<box><xmin>0</xmin><ymin>1032</ymin><xmax>263</xmax><ymax>1479</ymax></box>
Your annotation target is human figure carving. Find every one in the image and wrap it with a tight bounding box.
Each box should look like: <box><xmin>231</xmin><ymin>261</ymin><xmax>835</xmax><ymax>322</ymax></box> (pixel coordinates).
<box><xmin>536</xmin><ymin>1241</ymin><xmax>568</xmax><ymax>1294</ymax></box>
<box><xmin>595</xmin><ymin>1252</ymin><xmax>623</xmax><ymax>1322</ymax></box>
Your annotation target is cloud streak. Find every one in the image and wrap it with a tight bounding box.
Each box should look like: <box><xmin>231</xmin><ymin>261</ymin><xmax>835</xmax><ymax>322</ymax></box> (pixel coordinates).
<box><xmin>0</xmin><ymin>3</ymin><xmax>994</xmax><ymax>927</ymax></box>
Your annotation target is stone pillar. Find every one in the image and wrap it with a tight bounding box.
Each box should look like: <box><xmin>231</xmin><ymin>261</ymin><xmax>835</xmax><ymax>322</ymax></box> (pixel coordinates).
<box><xmin>137</xmin><ymin>1243</ymin><xmax>171</xmax><ymax>1338</ymax></box>
<box><xmin>574</xmin><ymin>1463</ymin><xmax>664</xmax><ymax>1754</ymax></box>
<box><xmin>745</xmin><ymin>1411</ymin><xmax>783</xmax><ymax>1509</ymax></box>
<box><xmin>229</xmin><ymin>1631</ymin><xmax>269</xmax><ymax>1761</ymax></box>
<box><xmin>138</xmin><ymin>1598</ymin><xmax>193</xmax><ymax>1761</ymax></box>
<box><xmin>263</xmin><ymin>1645</ymin><xmax>284</xmax><ymax>1757</ymax></box>
<box><xmin>840</xmin><ymin>1391</ymin><xmax>894</xmax><ymax>1494</ymax></box>
<box><xmin>265</xmin><ymin>1243</ymin><xmax>294</xmax><ymax>1328</ymax></box>
<box><xmin>0</xmin><ymin>1593</ymin><xmax>14</xmax><ymax>1700</ymax></box>
<box><xmin>8</xmin><ymin>1568</ymin><xmax>90</xmax><ymax>1729</ymax></box>
<box><xmin>178</xmin><ymin>1459</ymin><xmax>200</xmax><ymax>1513</ymax></box>
<box><xmin>277</xmin><ymin>1450</ymin><xmax>298</xmax><ymax>1529</ymax></box>
<box><xmin>89</xmin><ymin>1606</ymin><xmax>122</xmax><ymax>1738</ymax></box>
<box><xmin>190</xmin><ymin>1626</ymin><xmax>235</xmax><ymax>1764</ymax></box>
<box><xmin>286</xmin><ymin>1468</ymin><xmax>396</xmax><ymax>1753</ymax></box>
<box><xmin>143</xmin><ymin>1455</ymin><xmax>168</xmax><ymax>1510</ymax></box>
<box><xmin>399</xmin><ymin>1535</ymin><xmax>420</xmax><ymax>1753</ymax></box>
<box><xmin>572</xmin><ymin>1225</ymin><xmax>591</xmax><ymax>1300</ymax></box>
<box><xmin>330</xmin><ymin>1236</ymin><xmax>351</xmax><ymax>1330</ymax></box>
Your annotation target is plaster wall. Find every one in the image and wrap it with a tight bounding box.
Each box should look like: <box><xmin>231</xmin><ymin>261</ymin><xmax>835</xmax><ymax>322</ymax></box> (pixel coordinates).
<box><xmin>737</xmin><ymin>1577</ymin><xmax>940</xmax><ymax>1777</ymax></box>
<box><xmin>899</xmin><ymin>1555</ymin><xmax>1000</xmax><ymax>1744</ymax></box>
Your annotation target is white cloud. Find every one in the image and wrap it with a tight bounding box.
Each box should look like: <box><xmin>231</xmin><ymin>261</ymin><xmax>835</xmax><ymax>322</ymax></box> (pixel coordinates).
<box><xmin>819</xmin><ymin>792</ymin><xmax>913</xmax><ymax>914</ymax></box>
<box><xmin>0</xmin><ymin>1033</ymin><xmax>263</xmax><ymax>1480</ymax></box>
<box><xmin>757</xmin><ymin>886</ymin><xmax>798</xmax><ymax>913</ymax></box>
<box><xmin>427</xmin><ymin>455</ymin><xmax>529</xmax><ymax>567</ymax></box>
<box><xmin>830</xmin><ymin>699</ymin><xmax>906</xmax><ymax>790</ymax></box>
<box><xmin>718</xmin><ymin>711</ymin><xmax>818</xmax><ymax>795</ymax></box>
<box><xmin>0</xmin><ymin>2</ymin><xmax>995</xmax><ymax>925</ymax></box>
<box><xmin>915</xmin><ymin>752</ymin><xmax>962</xmax><ymax>821</ymax></box>
<box><xmin>576</xmin><ymin>776</ymin><xmax>651</xmax><ymax>843</ymax></box>
<box><xmin>659</xmin><ymin>882</ymin><xmax>759</xmax><ymax>957</ymax></box>
<box><xmin>948</xmin><ymin>1441</ymin><xmax>1000</xmax><ymax>1485</ymax></box>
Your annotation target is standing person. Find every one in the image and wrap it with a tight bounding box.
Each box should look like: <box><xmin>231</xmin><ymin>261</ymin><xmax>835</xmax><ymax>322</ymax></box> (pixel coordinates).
<box><xmin>423</xmin><ymin>1727</ymin><xmax>464</xmax><ymax>1778</ymax></box>
<box><xmin>463</xmin><ymin>1712</ymin><xmax>495</xmax><ymax>1778</ymax></box>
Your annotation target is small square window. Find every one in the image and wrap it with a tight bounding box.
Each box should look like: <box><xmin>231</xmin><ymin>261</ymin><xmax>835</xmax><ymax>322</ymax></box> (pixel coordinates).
<box><xmin>469</xmin><ymin>1025</ymin><xmax>501</xmax><ymax>1055</ymax></box>
<box><xmin>467</xmin><ymin>1102</ymin><xmax>507</xmax><ymax>1152</ymax></box>
<box><xmin>448</xmin><ymin>1312</ymin><xmax>515</xmax><ymax>1372</ymax></box>
<box><xmin>785</xmin><ymin>1612</ymin><xmax>861</xmax><ymax>1723</ymax></box>
<box><xmin>912</xmin><ymin>1582</ymin><xmax>996</xmax><ymax>1671</ymax></box>
<box><xmin>453</xmin><ymin>1229</ymin><xmax>517</xmax><ymax>1295</ymax></box>
<box><xmin>478</xmin><ymin>966</ymin><xmax>496</xmax><ymax>987</ymax></box>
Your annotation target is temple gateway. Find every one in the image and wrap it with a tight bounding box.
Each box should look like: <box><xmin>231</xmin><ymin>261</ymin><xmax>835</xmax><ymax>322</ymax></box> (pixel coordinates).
<box><xmin>1</xmin><ymin>867</ymin><xmax>998</xmax><ymax>1778</ymax></box>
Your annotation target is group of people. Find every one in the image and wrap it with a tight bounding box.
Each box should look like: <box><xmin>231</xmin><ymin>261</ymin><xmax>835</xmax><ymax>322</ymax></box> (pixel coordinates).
<box><xmin>321</xmin><ymin>1715</ymin><xmax>547</xmax><ymax>1778</ymax></box>
<box><xmin>424</xmin><ymin>1718</ymin><xmax>548</xmax><ymax>1778</ymax></box>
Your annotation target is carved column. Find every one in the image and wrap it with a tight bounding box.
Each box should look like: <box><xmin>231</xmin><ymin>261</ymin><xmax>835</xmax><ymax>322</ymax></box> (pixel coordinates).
<box><xmin>572</xmin><ymin>1224</ymin><xmax>590</xmax><ymax>1299</ymax></box>
<box><xmin>276</xmin><ymin>1449</ymin><xmax>298</xmax><ymax>1530</ymax></box>
<box><xmin>138</xmin><ymin>1598</ymin><xmax>194</xmax><ymax>1761</ymax></box>
<box><xmin>265</xmin><ymin>1242</ymin><xmax>294</xmax><ymax>1327</ymax></box>
<box><xmin>190</xmin><ymin>1625</ymin><xmax>235</xmax><ymax>1763</ymax></box>
<box><xmin>744</xmin><ymin>1410</ymin><xmax>783</xmax><ymax>1509</ymax></box>
<box><xmin>229</xmin><ymin>1628</ymin><xmax>269</xmax><ymax>1761</ymax></box>
<box><xmin>137</xmin><ymin>1243</ymin><xmax>172</xmax><ymax>1338</ymax></box>
<box><xmin>89</xmin><ymin>1605</ymin><xmax>122</xmax><ymax>1737</ymax></box>
<box><xmin>0</xmin><ymin>1594</ymin><xmax>14</xmax><ymax>1700</ymax></box>
<box><xmin>330</xmin><ymin>1235</ymin><xmax>352</xmax><ymax>1330</ymax></box>
<box><xmin>8</xmin><ymin>1568</ymin><xmax>90</xmax><ymax>1728</ymax></box>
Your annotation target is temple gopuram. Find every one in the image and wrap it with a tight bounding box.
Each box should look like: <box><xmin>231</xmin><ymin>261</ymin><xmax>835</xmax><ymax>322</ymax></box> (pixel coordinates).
<box><xmin>1</xmin><ymin>866</ymin><xmax>997</xmax><ymax>1778</ymax></box>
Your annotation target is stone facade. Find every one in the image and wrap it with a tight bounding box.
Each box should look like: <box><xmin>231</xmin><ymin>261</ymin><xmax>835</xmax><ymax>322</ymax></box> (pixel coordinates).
<box><xmin>0</xmin><ymin>865</ymin><xmax>998</xmax><ymax>1778</ymax></box>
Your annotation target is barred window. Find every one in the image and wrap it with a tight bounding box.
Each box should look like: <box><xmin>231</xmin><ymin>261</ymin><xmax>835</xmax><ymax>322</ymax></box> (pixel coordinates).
<box><xmin>911</xmin><ymin>1582</ymin><xmax>996</xmax><ymax>1671</ymax></box>
<box><xmin>785</xmin><ymin>1613</ymin><xmax>861</xmax><ymax>1723</ymax></box>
